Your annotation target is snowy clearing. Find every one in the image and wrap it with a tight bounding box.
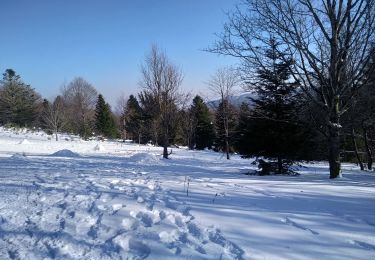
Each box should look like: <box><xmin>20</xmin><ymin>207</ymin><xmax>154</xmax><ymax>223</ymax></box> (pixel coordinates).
<box><xmin>0</xmin><ymin>128</ymin><xmax>375</xmax><ymax>259</ymax></box>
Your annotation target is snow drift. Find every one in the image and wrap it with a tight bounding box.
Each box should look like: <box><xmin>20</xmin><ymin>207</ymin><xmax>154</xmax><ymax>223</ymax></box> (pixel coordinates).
<box><xmin>50</xmin><ymin>149</ymin><xmax>80</xmax><ymax>158</ymax></box>
<box><xmin>128</xmin><ymin>153</ymin><xmax>162</xmax><ymax>164</ymax></box>
<box><xmin>18</xmin><ymin>139</ymin><xmax>31</xmax><ymax>145</ymax></box>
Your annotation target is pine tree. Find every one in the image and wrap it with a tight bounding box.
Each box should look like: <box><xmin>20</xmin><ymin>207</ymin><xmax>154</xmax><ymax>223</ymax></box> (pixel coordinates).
<box><xmin>214</xmin><ymin>100</ymin><xmax>237</xmax><ymax>155</ymax></box>
<box><xmin>0</xmin><ymin>69</ymin><xmax>41</xmax><ymax>127</ymax></box>
<box><xmin>95</xmin><ymin>94</ymin><xmax>117</xmax><ymax>138</ymax></box>
<box><xmin>95</xmin><ymin>94</ymin><xmax>106</xmax><ymax>134</ymax></box>
<box><xmin>174</xmin><ymin>109</ymin><xmax>192</xmax><ymax>147</ymax></box>
<box><xmin>235</xmin><ymin>102</ymin><xmax>252</xmax><ymax>155</ymax></box>
<box><xmin>236</xmin><ymin>39</ymin><xmax>308</xmax><ymax>174</ymax></box>
<box><xmin>124</xmin><ymin>95</ymin><xmax>143</xmax><ymax>143</ymax></box>
<box><xmin>138</xmin><ymin>91</ymin><xmax>160</xmax><ymax>145</ymax></box>
<box><xmin>190</xmin><ymin>95</ymin><xmax>215</xmax><ymax>150</ymax></box>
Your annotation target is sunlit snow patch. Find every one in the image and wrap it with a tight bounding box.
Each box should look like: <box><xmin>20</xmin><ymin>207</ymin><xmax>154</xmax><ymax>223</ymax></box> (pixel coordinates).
<box><xmin>50</xmin><ymin>149</ymin><xmax>80</xmax><ymax>158</ymax></box>
<box><xmin>128</xmin><ymin>153</ymin><xmax>161</xmax><ymax>164</ymax></box>
<box><xmin>94</xmin><ymin>144</ymin><xmax>106</xmax><ymax>151</ymax></box>
<box><xmin>18</xmin><ymin>139</ymin><xmax>31</xmax><ymax>144</ymax></box>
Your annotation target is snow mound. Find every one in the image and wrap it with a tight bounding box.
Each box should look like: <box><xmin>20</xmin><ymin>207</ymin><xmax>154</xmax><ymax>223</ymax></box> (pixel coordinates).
<box><xmin>19</xmin><ymin>139</ymin><xmax>31</xmax><ymax>144</ymax></box>
<box><xmin>51</xmin><ymin>149</ymin><xmax>80</xmax><ymax>158</ymax></box>
<box><xmin>94</xmin><ymin>144</ymin><xmax>106</xmax><ymax>151</ymax></box>
<box><xmin>128</xmin><ymin>153</ymin><xmax>161</xmax><ymax>164</ymax></box>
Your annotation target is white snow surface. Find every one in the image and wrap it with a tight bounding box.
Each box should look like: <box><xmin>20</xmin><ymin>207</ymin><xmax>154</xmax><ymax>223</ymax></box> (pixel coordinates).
<box><xmin>0</xmin><ymin>127</ymin><xmax>375</xmax><ymax>259</ymax></box>
<box><xmin>19</xmin><ymin>139</ymin><xmax>31</xmax><ymax>145</ymax></box>
<box><xmin>94</xmin><ymin>144</ymin><xmax>106</xmax><ymax>151</ymax></box>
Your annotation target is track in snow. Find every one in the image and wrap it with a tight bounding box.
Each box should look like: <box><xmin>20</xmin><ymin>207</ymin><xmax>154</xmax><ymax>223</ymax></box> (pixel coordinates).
<box><xmin>0</xmin><ymin>154</ymin><xmax>245</xmax><ymax>260</ymax></box>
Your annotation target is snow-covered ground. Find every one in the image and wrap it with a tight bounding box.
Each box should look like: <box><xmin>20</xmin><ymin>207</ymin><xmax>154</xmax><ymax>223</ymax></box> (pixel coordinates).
<box><xmin>0</xmin><ymin>127</ymin><xmax>375</xmax><ymax>259</ymax></box>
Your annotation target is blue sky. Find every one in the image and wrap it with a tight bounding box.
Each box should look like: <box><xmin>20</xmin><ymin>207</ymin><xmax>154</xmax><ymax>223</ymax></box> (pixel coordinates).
<box><xmin>0</xmin><ymin>0</ymin><xmax>238</xmax><ymax>106</ymax></box>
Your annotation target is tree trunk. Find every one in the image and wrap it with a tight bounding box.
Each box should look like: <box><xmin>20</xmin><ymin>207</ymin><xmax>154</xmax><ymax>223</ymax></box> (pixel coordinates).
<box><xmin>224</xmin><ymin>113</ymin><xmax>230</xmax><ymax>160</ymax></box>
<box><xmin>124</xmin><ymin>130</ymin><xmax>127</xmax><ymax>141</ymax></box>
<box><xmin>328</xmin><ymin>116</ymin><xmax>342</xmax><ymax>179</ymax></box>
<box><xmin>55</xmin><ymin>130</ymin><xmax>58</xmax><ymax>141</ymax></box>
<box><xmin>163</xmin><ymin>145</ymin><xmax>168</xmax><ymax>159</ymax></box>
<box><xmin>363</xmin><ymin>126</ymin><xmax>373</xmax><ymax>170</ymax></box>
<box><xmin>351</xmin><ymin>127</ymin><xmax>364</xmax><ymax>170</ymax></box>
<box><xmin>163</xmin><ymin>131</ymin><xmax>169</xmax><ymax>159</ymax></box>
<box><xmin>277</xmin><ymin>156</ymin><xmax>283</xmax><ymax>175</ymax></box>
<box><xmin>154</xmin><ymin>132</ymin><xmax>158</xmax><ymax>146</ymax></box>
<box><xmin>225</xmin><ymin>136</ymin><xmax>230</xmax><ymax>160</ymax></box>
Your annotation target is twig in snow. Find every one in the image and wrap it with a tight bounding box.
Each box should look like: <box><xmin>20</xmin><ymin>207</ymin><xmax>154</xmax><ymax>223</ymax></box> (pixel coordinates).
<box><xmin>212</xmin><ymin>193</ymin><xmax>218</xmax><ymax>204</ymax></box>
<box><xmin>186</xmin><ymin>177</ymin><xmax>190</xmax><ymax>197</ymax></box>
<box><xmin>212</xmin><ymin>192</ymin><xmax>226</xmax><ymax>203</ymax></box>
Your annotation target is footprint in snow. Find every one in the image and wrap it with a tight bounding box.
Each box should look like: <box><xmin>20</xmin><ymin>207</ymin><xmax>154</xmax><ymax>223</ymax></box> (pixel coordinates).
<box><xmin>113</xmin><ymin>235</ymin><xmax>150</xmax><ymax>259</ymax></box>
<box><xmin>137</xmin><ymin>196</ymin><xmax>145</xmax><ymax>203</ymax></box>
<box><xmin>187</xmin><ymin>222</ymin><xmax>207</xmax><ymax>243</ymax></box>
<box><xmin>207</xmin><ymin>227</ymin><xmax>246</xmax><ymax>260</ymax></box>
<box><xmin>283</xmin><ymin>217</ymin><xmax>319</xmax><ymax>235</ymax></box>
<box><xmin>121</xmin><ymin>217</ymin><xmax>139</xmax><ymax>231</ymax></box>
<box><xmin>87</xmin><ymin>213</ymin><xmax>103</xmax><ymax>239</ymax></box>
<box><xmin>349</xmin><ymin>240</ymin><xmax>375</xmax><ymax>251</ymax></box>
<box><xmin>146</xmin><ymin>201</ymin><xmax>154</xmax><ymax>211</ymax></box>
<box><xmin>364</xmin><ymin>219</ymin><xmax>375</xmax><ymax>227</ymax></box>
<box><xmin>59</xmin><ymin>218</ymin><xmax>66</xmax><ymax>230</ymax></box>
<box><xmin>7</xmin><ymin>248</ymin><xmax>19</xmax><ymax>260</ymax></box>
<box><xmin>159</xmin><ymin>229</ymin><xmax>207</xmax><ymax>256</ymax></box>
<box><xmin>130</xmin><ymin>211</ymin><xmax>154</xmax><ymax>227</ymax></box>
<box><xmin>159</xmin><ymin>230</ymin><xmax>186</xmax><ymax>254</ymax></box>
<box><xmin>68</xmin><ymin>210</ymin><xmax>75</xmax><ymax>218</ymax></box>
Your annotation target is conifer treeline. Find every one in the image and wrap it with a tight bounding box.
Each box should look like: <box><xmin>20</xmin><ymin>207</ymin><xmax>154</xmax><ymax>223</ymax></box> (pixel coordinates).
<box><xmin>0</xmin><ymin>44</ymin><xmax>374</xmax><ymax>169</ymax></box>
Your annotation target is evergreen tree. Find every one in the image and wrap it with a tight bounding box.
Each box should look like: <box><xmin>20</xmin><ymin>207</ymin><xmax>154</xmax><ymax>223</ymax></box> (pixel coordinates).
<box><xmin>174</xmin><ymin>109</ymin><xmax>192</xmax><ymax>147</ymax></box>
<box><xmin>0</xmin><ymin>69</ymin><xmax>41</xmax><ymax>127</ymax></box>
<box><xmin>190</xmin><ymin>95</ymin><xmax>215</xmax><ymax>150</ymax></box>
<box><xmin>124</xmin><ymin>95</ymin><xmax>143</xmax><ymax>143</ymax></box>
<box><xmin>236</xmin><ymin>39</ymin><xmax>309</xmax><ymax>174</ymax></box>
<box><xmin>235</xmin><ymin>102</ymin><xmax>252</xmax><ymax>154</ymax></box>
<box><xmin>138</xmin><ymin>91</ymin><xmax>160</xmax><ymax>144</ymax></box>
<box><xmin>95</xmin><ymin>94</ymin><xmax>117</xmax><ymax>138</ymax></box>
<box><xmin>214</xmin><ymin>100</ymin><xmax>237</xmax><ymax>154</ymax></box>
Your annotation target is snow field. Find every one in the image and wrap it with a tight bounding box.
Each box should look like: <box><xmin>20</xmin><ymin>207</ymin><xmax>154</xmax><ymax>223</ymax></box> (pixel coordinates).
<box><xmin>0</xmin><ymin>127</ymin><xmax>375</xmax><ymax>259</ymax></box>
<box><xmin>0</xmin><ymin>151</ymin><xmax>245</xmax><ymax>259</ymax></box>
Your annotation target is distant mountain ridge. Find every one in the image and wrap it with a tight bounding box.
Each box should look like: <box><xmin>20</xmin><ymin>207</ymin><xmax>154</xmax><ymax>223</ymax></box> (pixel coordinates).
<box><xmin>207</xmin><ymin>92</ymin><xmax>256</xmax><ymax>108</ymax></box>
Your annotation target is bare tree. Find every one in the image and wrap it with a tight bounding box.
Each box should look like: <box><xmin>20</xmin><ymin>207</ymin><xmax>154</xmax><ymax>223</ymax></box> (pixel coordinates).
<box><xmin>208</xmin><ymin>67</ymin><xmax>239</xmax><ymax>159</ymax></box>
<box><xmin>209</xmin><ymin>0</ymin><xmax>375</xmax><ymax>178</ymax></box>
<box><xmin>61</xmin><ymin>77</ymin><xmax>98</xmax><ymax>139</ymax></box>
<box><xmin>115</xmin><ymin>93</ymin><xmax>128</xmax><ymax>140</ymax></box>
<box><xmin>139</xmin><ymin>45</ymin><xmax>183</xmax><ymax>159</ymax></box>
<box><xmin>43</xmin><ymin>96</ymin><xmax>66</xmax><ymax>141</ymax></box>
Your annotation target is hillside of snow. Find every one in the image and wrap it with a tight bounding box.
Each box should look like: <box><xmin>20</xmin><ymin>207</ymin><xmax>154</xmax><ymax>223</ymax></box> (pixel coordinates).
<box><xmin>0</xmin><ymin>127</ymin><xmax>375</xmax><ymax>259</ymax></box>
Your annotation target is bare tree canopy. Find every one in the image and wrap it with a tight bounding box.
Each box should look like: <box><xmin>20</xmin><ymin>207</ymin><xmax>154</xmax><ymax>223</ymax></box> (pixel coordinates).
<box><xmin>61</xmin><ymin>77</ymin><xmax>98</xmax><ymax>138</ymax></box>
<box><xmin>209</xmin><ymin>0</ymin><xmax>375</xmax><ymax>178</ymax></box>
<box><xmin>139</xmin><ymin>45</ymin><xmax>184</xmax><ymax>159</ymax></box>
<box><xmin>62</xmin><ymin>77</ymin><xmax>97</xmax><ymax>111</ymax></box>
<box><xmin>208</xmin><ymin>67</ymin><xmax>240</xmax><ymax>159</ymax></box>
<box><xmin>42</xmin><ymin>96</ymin><xmax>66</xmax><ymax>141</ymax></box>
<box><xmin>207</xmin><ymin>67</ymin><xmax>240</xmax><ymax>101</ymax></box>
